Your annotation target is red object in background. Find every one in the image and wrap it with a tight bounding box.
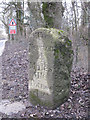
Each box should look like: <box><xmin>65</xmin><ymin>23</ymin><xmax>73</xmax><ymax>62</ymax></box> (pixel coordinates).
<box><xmin>10</xmin><ymin>30</ymin><xmax>16</xmax><ymax>34</ymax></box>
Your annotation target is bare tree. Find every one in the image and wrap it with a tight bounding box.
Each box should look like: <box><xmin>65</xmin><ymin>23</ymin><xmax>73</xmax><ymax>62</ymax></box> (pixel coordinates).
<box><xmin>1</xmin><ymin>0</ymin><xmax>26</xmax><ymax>40</ymax></box>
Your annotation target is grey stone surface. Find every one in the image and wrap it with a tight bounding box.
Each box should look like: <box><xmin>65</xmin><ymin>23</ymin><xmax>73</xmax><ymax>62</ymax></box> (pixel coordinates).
<box><xmin>0</xmin><ymin>100</ymin><xmax>25</xmax><ymax>115</ymax></box>
<box><xmin>29</xmin><ymin>28</ymin><xmax>73</xmax><ymax>109</ymax></box>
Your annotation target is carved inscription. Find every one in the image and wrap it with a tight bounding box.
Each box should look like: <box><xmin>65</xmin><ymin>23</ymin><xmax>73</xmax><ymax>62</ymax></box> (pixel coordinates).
<box><xmin>30</xmin><ymin>37</ymin><xmax>52</xmax><ymax>94</ymax></box>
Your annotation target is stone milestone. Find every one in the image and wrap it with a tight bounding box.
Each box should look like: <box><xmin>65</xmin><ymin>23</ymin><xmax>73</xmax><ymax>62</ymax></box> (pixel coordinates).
<box><xmin>29</xmin><ymin>28</ymin><xmax>73</xmax><ymax>109</ymax></box>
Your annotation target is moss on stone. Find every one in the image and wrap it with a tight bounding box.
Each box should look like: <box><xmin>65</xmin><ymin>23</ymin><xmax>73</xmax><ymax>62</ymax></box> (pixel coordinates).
<box><xmin>30</xmin><ymin>89</ymin><xmax>41</xmax><ymax>105</ymax></box>
<box><xmin>30</xmin><ymin>89</ymin><xmax>53</xmax><ymax>108</ymax></box>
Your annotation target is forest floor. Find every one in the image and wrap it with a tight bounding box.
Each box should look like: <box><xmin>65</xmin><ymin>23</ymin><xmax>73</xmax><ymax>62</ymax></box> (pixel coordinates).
<box><xmin>0</xmin><ymin>40</ymin><xmax>89</xmax><ymax>119</ymax></box>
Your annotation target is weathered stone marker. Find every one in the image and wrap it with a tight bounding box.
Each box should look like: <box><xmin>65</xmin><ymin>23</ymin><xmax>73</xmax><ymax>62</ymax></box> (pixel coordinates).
<box><xmin>29</xmin><ymin>28</ymin><xmax>73</xmax><ymax>109</ymax></box>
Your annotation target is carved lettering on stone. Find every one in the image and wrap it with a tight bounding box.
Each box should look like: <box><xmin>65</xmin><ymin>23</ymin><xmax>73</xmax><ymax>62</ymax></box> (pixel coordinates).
<box><xmin>30</xmin><ymin>37</ymin><xmax>51</xmax><ymax>94</ymax></box>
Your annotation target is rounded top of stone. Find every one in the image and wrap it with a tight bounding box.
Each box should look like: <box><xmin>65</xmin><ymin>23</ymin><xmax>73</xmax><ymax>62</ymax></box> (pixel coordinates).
<box><xmin>29</xmin><ymin>28</ymin><xmax>72</xmax><ymax>49</ymax></box>
<box><xmin>30</xmin><ymin>28</ymin><xmax>67</xmax><ymax>41</ymax></box>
